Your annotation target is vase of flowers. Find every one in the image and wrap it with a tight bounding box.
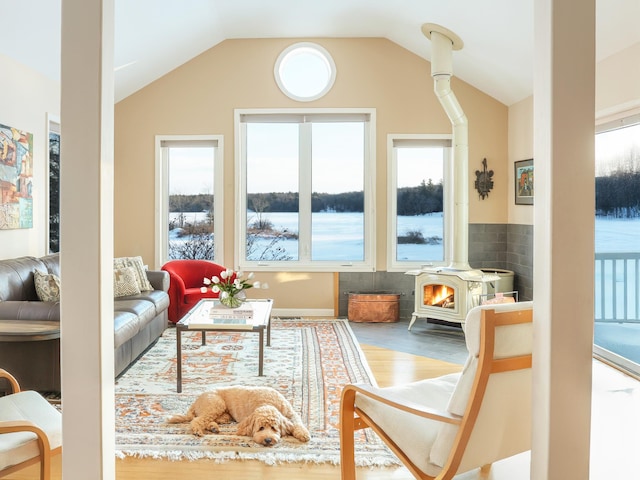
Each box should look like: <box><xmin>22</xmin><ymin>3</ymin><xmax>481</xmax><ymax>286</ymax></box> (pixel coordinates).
<box><xmin>201</xmin><ymin>269</ymin><xmax>267</xmax><ymax>308</ymax></box>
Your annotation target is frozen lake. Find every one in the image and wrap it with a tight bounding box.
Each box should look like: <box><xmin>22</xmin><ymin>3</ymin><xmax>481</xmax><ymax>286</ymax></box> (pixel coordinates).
<box><xmin>171</xmin><ymin>211</ymin><xmax>445</xmax><ymax>261</ymax></box>
<box><xmin>595</xmin><ymin>216</ymin><xmax>640</xmax><ymax>252</ymax></box>
<box><xmin>171</xmin><ymin>211</ymin><xmax>639</xmax><ymax>258</ymax></box>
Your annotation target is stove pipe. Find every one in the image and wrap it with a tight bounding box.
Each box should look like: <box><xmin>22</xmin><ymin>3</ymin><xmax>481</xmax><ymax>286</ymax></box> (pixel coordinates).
<box><xmin>422</xmin><ymin>24</ymin><xmax>470</xmax><ymax>271</ymax></box>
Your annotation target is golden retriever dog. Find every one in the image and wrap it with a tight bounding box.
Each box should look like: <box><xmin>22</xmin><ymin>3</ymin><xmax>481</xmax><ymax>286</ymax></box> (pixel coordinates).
<box><xmin>168</xmin><ymin>385</ymin><xmax>310</xmax><ymax>446</ymax></box>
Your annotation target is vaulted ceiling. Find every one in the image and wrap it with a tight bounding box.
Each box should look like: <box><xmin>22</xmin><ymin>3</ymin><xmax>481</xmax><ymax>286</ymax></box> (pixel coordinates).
<box><xmin>3</xmin><ymin>0</ymin><xmax>639</xmax><ymax>105</ymax></box>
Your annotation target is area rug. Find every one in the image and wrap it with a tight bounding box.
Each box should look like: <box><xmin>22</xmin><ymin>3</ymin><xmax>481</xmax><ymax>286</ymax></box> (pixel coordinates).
<box><xmin>114</xmin><ymin>318</ymin><xmax>400</xmax><ymax>467</ymax></box>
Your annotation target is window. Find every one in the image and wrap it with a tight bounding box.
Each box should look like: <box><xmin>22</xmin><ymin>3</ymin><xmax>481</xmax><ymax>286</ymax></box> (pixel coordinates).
<box><xmin>274</xmin><ymin>43</ymin><xmax>336</xmax><ymax>102</ymax></box>
<box><xmin>47</xmin><ymin>114</ymin><xmax>60</xmax><ymax>254</ymax></box>
<box><xmin>155</xmin><ymin>136</ymin><xmax>224</xmax><ymax>266</ymax></box>
<box><xmin>236</xmin><ymin>109</ymin><xmax>375</xmax><ymax>271</ymax></box>
<box><xmin>387</xmin><ymin>135</ymin><xmax>452</xmax><ymax>271</ymax></box>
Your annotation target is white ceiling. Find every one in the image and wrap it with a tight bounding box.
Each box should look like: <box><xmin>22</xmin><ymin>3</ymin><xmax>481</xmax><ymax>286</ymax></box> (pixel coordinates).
<box><xmin>3</xmin><ymin>0</ymin><xmax>639</xmax><ymax>105</ymax></box>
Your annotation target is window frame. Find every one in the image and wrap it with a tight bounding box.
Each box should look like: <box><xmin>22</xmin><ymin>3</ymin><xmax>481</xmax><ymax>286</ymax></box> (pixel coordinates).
<box><xmin>386</xmin><ymin>134</ymin><xmax>453</xmax><ymax>272</ymax></box>
<box><xmin>274</xmin><ymin>42</ymin><xmax>337</xmax><ymax>102</ymax></box>
<box><xmin>154</xmin><ymin>135</ymin><xmax>224</xmax><ymax>268</ymax></box>
<box><xmin>234</xmin><ymin>108</ymin><xmax>376</xmax><ymax>272</ymax></box>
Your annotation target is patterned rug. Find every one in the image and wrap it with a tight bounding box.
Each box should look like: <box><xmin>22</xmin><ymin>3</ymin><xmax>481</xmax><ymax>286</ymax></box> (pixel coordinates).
<box><xmin>114</xmin><ymin>318</ymin><xmax>400</xmax><ymax>467</ymax></box>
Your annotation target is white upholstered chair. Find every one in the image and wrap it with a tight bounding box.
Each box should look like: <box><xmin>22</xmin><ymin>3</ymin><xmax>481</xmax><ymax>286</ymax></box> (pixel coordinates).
<box><xmin>340</xmin><ymin>301</ymin><xmax>533</xmax><ymax>480</ymax></box>
<box><xmin>0</xmin><ymin>368</ymin><xmax>62</xmax><ymax>480</ymax></box>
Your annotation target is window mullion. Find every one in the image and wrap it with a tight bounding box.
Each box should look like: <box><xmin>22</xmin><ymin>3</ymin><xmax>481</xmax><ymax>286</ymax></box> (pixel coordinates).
<box><xmin>237</xmin><ymin>122</ymin><xmax>248</xmax><ymax>266</ymax></box>
<box><xmin>298</xmin><ymin>122</ymin><xmax>312</xmax><ymax>262</ymax></box>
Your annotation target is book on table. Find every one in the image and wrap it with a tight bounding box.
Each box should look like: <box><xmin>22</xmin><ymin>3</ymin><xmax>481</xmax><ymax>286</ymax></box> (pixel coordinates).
<box><xmin>185</xmin><ymin>300</ymin><xmax>258</xmax><ymax>329</ymax></box>
<box><xmin>208</xmin><ymin>302</ymin><xmax>254</xmax><ymax>319</ymax></box>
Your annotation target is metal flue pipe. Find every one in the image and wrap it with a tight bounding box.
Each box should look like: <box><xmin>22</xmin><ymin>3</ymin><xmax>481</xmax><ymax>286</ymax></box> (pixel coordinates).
<box><xmin>422</xmin><ymin>23</ymin><xmax>470</xmax><ymax>271</ymax></box>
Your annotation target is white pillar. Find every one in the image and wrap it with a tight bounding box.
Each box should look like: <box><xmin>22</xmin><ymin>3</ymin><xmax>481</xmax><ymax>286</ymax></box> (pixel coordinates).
<box><xmin>532</xmin><ymin>1</ymin><xmax>595</xmax><ymax>479</ymax></box>
<box><xmin>60</xmin><ymin>0</ymin><xmax>115</xmax><ymax>479</ymax></box>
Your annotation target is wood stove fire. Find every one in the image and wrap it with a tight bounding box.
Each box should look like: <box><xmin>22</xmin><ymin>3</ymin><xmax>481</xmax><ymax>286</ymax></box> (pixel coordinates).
<box><xmin>406</xmin><ymin>267</ymin><xmax>499</xmax><ymax>328</ymax></box>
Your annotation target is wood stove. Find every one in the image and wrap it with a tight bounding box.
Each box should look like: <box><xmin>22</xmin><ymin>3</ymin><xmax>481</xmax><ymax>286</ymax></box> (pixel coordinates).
<box><xmin>407</xmin><ymin>267</ymin><xmax>499</xmax><ymax>328</ymax></box>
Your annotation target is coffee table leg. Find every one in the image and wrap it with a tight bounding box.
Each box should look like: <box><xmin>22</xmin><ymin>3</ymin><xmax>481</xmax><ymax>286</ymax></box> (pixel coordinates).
<box><xmin>258</xmin><ymin>329</ymin><xmax>264</xmax><ymax>376</ymax></box>
<box><xmin>177</xmin><ymin>327</ymin><xmax>183</xmax><ymax>393</ymax></box>
<box><xmin>202</xmin><ymin>331</ymin><xmax>206</xmax><ymax>346</ymax></box>
<box><xmin>267</xmin><ymin>315</ymin><xmax>271</xmax><ymax>347</ymax></box>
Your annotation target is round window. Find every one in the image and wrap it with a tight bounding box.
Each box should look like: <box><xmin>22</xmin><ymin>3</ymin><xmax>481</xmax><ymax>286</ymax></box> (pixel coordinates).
<box><xmin>274</xmin><ymin>42</ymin><xmax>336</xmax><ymax>102</ymax></box>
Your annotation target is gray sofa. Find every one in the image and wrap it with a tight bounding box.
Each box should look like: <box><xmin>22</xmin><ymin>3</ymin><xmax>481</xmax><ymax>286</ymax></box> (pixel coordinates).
<box><xmin>0</xmin><ymin>253</ymin><xmax>170</xmax><ymax>393</ymax></box>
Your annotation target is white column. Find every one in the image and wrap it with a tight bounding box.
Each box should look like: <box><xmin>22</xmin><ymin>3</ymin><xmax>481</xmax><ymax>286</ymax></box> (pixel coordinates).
<box><xmin>60</xmin><ymin>0</ymin><xmax>115</xmax><ymax>479</ymax></box>
<box><xmin>532</xmin><ymin>1</ymin><xmax>595</xmax><ymax>479</ymax></box>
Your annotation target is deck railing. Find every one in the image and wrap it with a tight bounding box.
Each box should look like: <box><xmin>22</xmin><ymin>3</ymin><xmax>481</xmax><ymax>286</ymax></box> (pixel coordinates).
<box><xmin>595</xmin><ymin>252</ymin><xmax>640</xmax><ymax>324</ymax></box>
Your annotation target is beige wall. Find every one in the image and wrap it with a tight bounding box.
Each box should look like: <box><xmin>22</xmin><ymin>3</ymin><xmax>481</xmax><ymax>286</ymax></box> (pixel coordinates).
<box><xmin>0</xmin><ymin>54</ymin><xmax>60</xmax><ymax>260</ymax></box>
<box><xmin>508</xmin><ymin>96</ymin><xmax>534</xmax><ymax>225</ymax></box>
<box><xmin>596</xmin><ymin>42</ymin><xmax>640</xmax><ymax>119</ymax></box>
<box><xmin>507</xmin><ymin>41</ymin><xmax>640</xmax><ymax>226</ymax></box>
<box><xmin>114</xmin><ymin>38</ymin><xmax>508</xmax><ymax>311</ymax></box>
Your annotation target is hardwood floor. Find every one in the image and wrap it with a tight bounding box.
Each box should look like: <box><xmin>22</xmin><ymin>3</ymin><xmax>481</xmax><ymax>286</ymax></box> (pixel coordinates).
<box><xmin>6</xmin><ymin>318</ymin><xmax>640</xmax><ymax>479</ymax></box>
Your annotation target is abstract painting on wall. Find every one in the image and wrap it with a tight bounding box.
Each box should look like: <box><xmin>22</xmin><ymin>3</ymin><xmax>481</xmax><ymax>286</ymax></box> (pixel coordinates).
<box><xmin>0</xmin><ymin>123</ymin><xmax>33</xmax><ymax>229</ymax></box>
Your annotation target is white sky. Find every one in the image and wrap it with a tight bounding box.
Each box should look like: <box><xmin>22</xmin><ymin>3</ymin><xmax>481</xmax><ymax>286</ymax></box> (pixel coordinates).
<box><xmin>595</xmin><ymin>122</ymin><xmax>640</xmax><ymax>176</ymax></box>
<box><xmin>168</xmin><ymin>147</ymin><xmax>214</xmax><ymax>195</ymax></box>
<box><xmin>397</xmin><ymin>147</ymin><xmax>444</xmax><ymax>187</ymax></box>
<box><xmin>246</xmin><ymin>122</ymin><xmax>366</xmax><ymax>194</ymax></box>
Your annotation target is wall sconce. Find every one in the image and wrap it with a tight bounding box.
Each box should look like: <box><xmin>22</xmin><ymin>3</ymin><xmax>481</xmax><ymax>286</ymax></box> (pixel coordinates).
<box><xmin>474</xmin><ymin>158</ymin><xmax>494</xmax><ymax>199</ymax></box>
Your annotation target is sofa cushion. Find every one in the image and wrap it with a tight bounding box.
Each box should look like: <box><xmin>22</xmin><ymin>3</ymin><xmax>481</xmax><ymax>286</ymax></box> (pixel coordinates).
<box><xmin>114</xmin><ymin>299</ymin><xmax>157</xmax><ymax>328</ymax></box>
<box><xmin>127</xmin><ymin>289</ymin><xmax>170</xmax><ymax>315</ymax></box>
<box><xmin>114</xmin><ymin>256</ymin><xmax>153</xmax><ymax>292</ymax></box>
<box><xmin>0</xmin><ymin>256</ymin><xmax>45</xmax><ymax>302</ymax></box>
<box><xmin>114</xmin><ymin>311</ymin><xmax>141</xmax><ymax>349</ymax></box>
<box><xmin>114</xmin><ymin>267</ymin><xmax>141</xmax><ymax>298</ymax></box>
<box><xmin>34</xmin><ymin>271</ymin><xmax>61</xmax><ymax>302</ymax></box>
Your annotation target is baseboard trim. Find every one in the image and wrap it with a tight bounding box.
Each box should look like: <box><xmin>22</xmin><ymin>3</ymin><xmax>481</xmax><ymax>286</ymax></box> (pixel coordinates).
<box><xmin>272</xmin><ymin>308</ymin><xmax>336</xmax><ymax>318</ymax></box>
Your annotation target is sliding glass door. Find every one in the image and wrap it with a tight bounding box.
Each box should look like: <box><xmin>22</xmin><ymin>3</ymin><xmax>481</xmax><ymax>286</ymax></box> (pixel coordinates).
<box><xmin>594</xmin><ymin>117</ymin><xmax>640</xmax><ymax>375</ymax></box>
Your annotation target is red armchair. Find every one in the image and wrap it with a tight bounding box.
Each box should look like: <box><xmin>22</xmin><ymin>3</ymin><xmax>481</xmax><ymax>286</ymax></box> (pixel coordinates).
<box><xmin>161</xmin><ymin>260</ymin><xmax>232</xmax><ymax>323</ymax></box>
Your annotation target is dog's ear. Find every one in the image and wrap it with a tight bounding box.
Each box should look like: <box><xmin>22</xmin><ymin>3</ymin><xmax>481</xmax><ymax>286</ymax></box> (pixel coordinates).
<box><xmin>277</xmin><ymin>413</ymin><xmax>294</xmax><ymax>436</ymax></box>
<box><xmin>236</xmin><ymin>413</ymin><xmax>256</xmax><ymax>436</ymax></box>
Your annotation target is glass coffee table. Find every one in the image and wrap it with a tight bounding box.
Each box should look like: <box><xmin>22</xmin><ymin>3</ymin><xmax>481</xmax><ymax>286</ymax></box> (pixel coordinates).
<box><xmin>175</xmin><ymin>298</ymin><xmax>273</xmax><ymax>392</ymax></box>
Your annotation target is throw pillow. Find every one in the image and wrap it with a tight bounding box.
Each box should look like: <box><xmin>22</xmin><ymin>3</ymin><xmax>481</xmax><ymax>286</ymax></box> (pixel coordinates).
<box><xmin>114</xmin><ymin>267</ymin><xmax>141</xmax><ymax>297</ymax></box>
<box><xmin>113</xmin><ymin>256</ymin><xmax>153</xmax><ymax>292</ymax></box>
<box><xmin>34</xmin><ymin>270</ymin><xmax>61</xmax><ymax>302</ymax></box>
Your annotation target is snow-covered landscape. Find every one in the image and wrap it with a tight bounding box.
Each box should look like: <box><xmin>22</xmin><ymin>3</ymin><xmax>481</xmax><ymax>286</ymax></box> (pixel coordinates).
<box><xmin>171</xmin><ymin>211</ymin><xmax>640</xmax><ymax>258</ymax></box>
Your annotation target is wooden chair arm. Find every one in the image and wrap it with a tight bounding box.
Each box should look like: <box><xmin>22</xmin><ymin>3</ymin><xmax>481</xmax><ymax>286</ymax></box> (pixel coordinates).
<box><xmin>0</xmin><ymin>420</ymin><xmax>53</xmax><ymax>479</ymax></box>
<box><xmin>343</xmin><ymin>383</ymin><xmax>461</xmax><ymax>425</ymax></box>
<box><xmin>0</xmin><ymin>420</ymin><xmax>51</xmax><ymax>445</ymax></box>
<box><xmin>0</xmin><ymin>368</ymin><xmax>21</xmax><ymax>393</ymax></box>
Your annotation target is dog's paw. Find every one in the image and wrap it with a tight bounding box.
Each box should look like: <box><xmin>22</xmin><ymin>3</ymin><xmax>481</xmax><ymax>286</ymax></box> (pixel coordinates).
<box><xmin>207</xmin><ymin>422</ymin><xmax>220</xmax><ymax>434</ymax></box>
<box><xmin>216</xmin><ymin>413</ymin><xmax>233</xmax><ymax>424</ymax></box>
<box><xmin>291</xmin><ymin>425</ymin><xmax>311</xmax><ymax>442</ymax></box>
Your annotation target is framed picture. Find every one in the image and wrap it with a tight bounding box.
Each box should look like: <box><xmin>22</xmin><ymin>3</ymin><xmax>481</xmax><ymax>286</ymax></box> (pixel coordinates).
<box><xmin>0</xmin><ymin>122</ymin><xmax>34</xmax><ymax>229</ymax></box>
<box><xmin>514</xmin><ymin>159</ymin><xmax>534</xmax><ymax>205</ymax></box>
